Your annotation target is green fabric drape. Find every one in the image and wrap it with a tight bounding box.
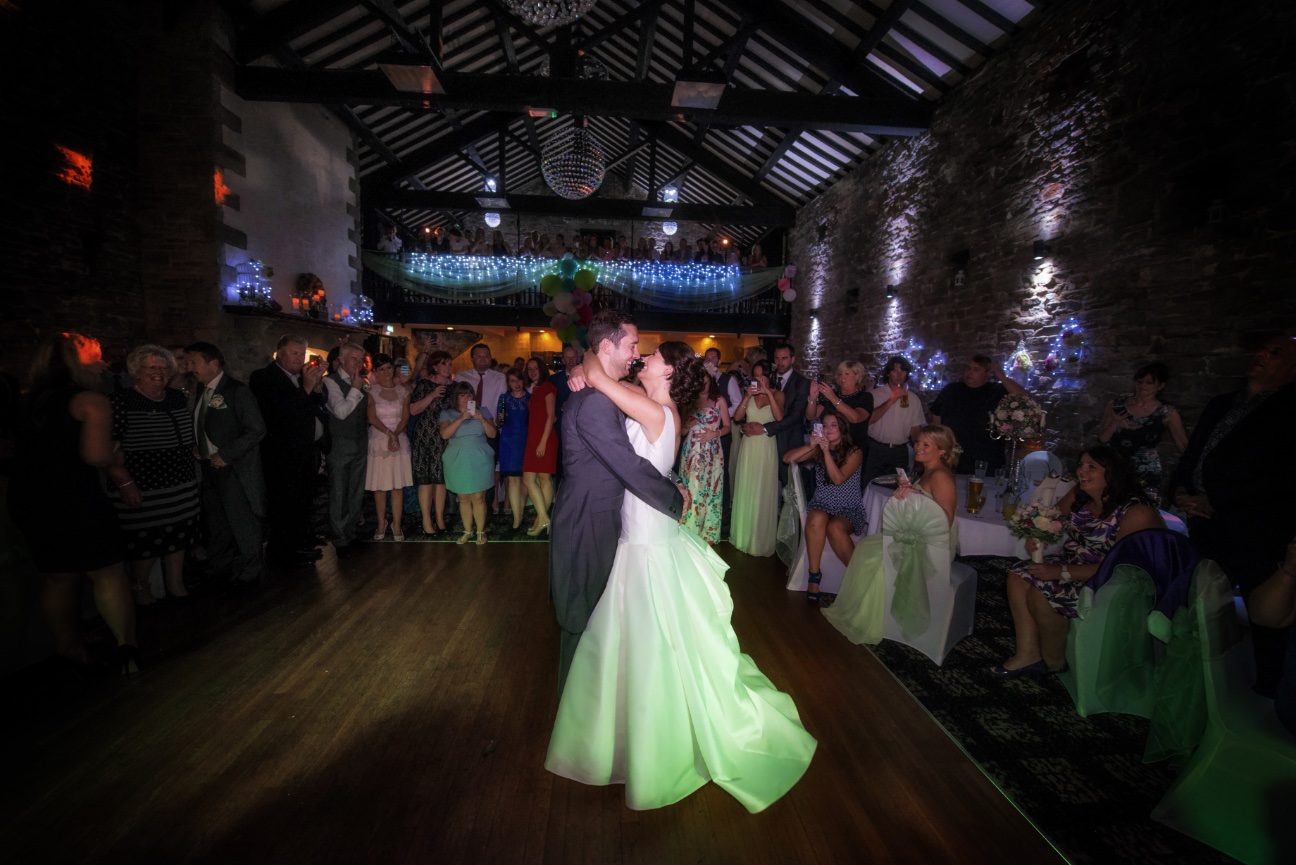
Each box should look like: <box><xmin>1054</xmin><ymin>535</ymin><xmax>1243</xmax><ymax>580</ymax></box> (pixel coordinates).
<box><xmin>364</xmin><ymin>251</ymin><xmax>787</xmax><ymax>311</ymax></box>
<box><xmin>884</xmin><ymin>496</ymin><xmax>951</xmax><ymax>640</ymax></box>
<box><xmin>775</xmin><ymin>472</ymin><xmax>803</xmax><ymax>568</ymax></box>
<box><xmin>1094</xmin><ymin>565</ymin><xmax>1158</xmax><ymax>711</ymax></box>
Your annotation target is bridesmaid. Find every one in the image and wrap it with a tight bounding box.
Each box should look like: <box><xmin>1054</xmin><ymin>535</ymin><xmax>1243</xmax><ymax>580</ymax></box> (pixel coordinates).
<box><xmin>365</xmin><ymin>354</ymin><xmax>413</xmax><ymax>540</ymax></box>
<box><xmin>440</xmin><ymin>382</ymin><xmax>497</xmax><ymax>544</ymax></box>
<box><xmin>522</xmin><ymin>357</ymin><xmax>558</xmax><ymax>537</ymax></box>
<box><xmin>730</xmin><ymin>360</ymin><xmax>783</xmax><ymax>556</ymax></box>
<box><xmin>680</xmin><ymin>375</ymin><xmax>729</xmax><ymax>544</ymax></box>
<box><xmin>409</xmin><ymin>350</ymin><xmax>454</xmax><ymax>535</ymax></box>
<box><xmin>496</xmin><ymin>368</ymin><xmax>531</xmax><ymax>530</ymax></box>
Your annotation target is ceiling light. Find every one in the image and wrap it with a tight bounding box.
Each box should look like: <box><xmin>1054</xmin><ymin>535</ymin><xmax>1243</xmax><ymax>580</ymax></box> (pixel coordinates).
<box><xmin>661</xmin><ymin>186</ymin><xmax>679</xmax><ymax>203</ymax></box>
<box><xmin>484</xmin><ymin>176</ymin><xmax>497</xmax><ymax>193</ymax></box>
<box><xmin>379</xmin><ymin>64</ymin><xmax>444</xmax><ymax>95</ymax></box>
<box><xmin>662</xmin><ymin>221</ymin><xmax>677</xmax><ymax>236</ymax></box>
<box><xmin>485</xmin><ymin>212</ymin><xmax>501</xmax><ymax>228</ymax></box>
<box><xmin>504</xmin><ymin>0</ymin><xmax>598</xmax><ymax>28</ymax></box>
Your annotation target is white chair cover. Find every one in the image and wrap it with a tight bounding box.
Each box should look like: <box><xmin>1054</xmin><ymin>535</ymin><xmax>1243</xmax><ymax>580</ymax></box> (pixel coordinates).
<box><xmin>785</xmin><ymin>467</ymin><xmax>861</xmax><ymax>595</ymax></box>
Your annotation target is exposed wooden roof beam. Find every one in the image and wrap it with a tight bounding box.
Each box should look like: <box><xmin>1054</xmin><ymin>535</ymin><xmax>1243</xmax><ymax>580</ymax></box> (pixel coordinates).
<box><xmin>235</xmin><ymin>68</ymin><xmax>932</xmax><ymax>136</ymax></box>
<box><xmin>360</xmin><ymin>0</ymin><xmax>443</xmax><ymax>70</ymax></box>
<box><xmin>363</xmin><ymin>112</ymin><xmax>502</xmax><ymax>189</ymax></box>
<box><xmin>237</xmin><ymin>0</ymin><xmax>357</xmax><ymax>64</ymax></box>
<box><xmin>853</xmin><ymin>0</ymin><xmax>913</xmax><ymax>61</ymax></box>
<box><xmin>578</xmin><ymin>1</ymin><xmax>656</xmax><ymax>52</ymax></box>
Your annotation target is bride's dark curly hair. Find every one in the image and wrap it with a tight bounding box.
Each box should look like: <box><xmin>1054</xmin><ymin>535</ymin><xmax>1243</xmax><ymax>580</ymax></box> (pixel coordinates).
<box><xmin>659</xmin><ymin>341</ymin><xmax>708</xmax><ymax>409</ymax></box>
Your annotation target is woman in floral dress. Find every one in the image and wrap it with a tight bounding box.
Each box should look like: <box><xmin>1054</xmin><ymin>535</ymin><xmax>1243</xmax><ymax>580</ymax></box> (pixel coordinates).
<box><xmin>1096</xmin><ymin>362</ymin><xmax>1188</xmax><ymax>504</ymax></box>
<box><xmin>410</xmin><ymin>351</ymin><xmax>454</xmax><ymax>534</ymax></box>
<box><xmin>680</xmin><ymin>376</ymin><xmax>729</xmax><ymax>544</ymax></box>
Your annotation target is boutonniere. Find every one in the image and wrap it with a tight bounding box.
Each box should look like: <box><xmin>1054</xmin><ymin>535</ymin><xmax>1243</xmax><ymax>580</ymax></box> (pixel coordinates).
<box><xmin>208</xmin><ymin>395</ymin><xmax>228</xmax><ymax>409</ymax></box>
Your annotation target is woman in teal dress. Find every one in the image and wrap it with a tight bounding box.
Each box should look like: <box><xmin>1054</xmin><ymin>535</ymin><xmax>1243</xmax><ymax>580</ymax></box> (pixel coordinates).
<box><xmin>439</xmin><ymin>382</ymin><xmax>497</xmax><ymax>545</ymax></box>
<box><xmin>823</xmin><ymin>425</ymin><xmax>960</xmax><ymax>644</ymax></box>
<box><xmin>730</xmin><ymin>360</ymin><xmax>783</xmax><ymax>556</ymax></box>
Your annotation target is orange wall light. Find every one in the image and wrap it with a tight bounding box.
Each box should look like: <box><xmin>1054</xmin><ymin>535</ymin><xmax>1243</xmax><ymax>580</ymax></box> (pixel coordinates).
<box><xmin>214</xmin><ymin>168</ymin><xmax>232</xmax><ymax>205</ymax></box>
<box><xmin>56</xmin><ymin>146</ymin><xmax>93</xmax><ymax>190</ymax></box>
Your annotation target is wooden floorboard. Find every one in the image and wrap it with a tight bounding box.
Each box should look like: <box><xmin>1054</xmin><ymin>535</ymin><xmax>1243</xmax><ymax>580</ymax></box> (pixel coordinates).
<box><xmin>2</xmin><ymin>541</ymin><xmax>1065</xmax><ymax>865</ymax></box>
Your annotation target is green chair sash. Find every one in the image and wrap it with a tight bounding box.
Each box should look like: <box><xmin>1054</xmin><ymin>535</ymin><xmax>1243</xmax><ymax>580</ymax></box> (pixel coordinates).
<box><xmin>1095</xmin><ymin>565</ymin><xmax>1157</xmax><ymax>710</ymax></box>
<box><xmin>883</xmin><ymin>495</ymin><xmax>951</xmax><ymax>640</ymax></box>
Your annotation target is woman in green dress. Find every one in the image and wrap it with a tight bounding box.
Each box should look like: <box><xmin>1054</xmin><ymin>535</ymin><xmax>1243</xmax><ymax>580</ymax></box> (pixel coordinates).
<box><xmin>439</xmin><ymin>382</ymin><xmax>497</xmax><ymax>545</ymax></box>
<box><xmin>730</xmin><ymin>359</ymin><xmax>783</xmax><ymax>556</ymax></box>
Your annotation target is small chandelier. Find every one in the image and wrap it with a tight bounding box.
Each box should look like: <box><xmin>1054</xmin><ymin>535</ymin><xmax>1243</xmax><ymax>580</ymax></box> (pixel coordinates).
<box><xmin>541</xmin><ymin>123</ymin><xmax>606</xmax><ymax>200</ymax></box>
<box><xmin>484</xmin><ymin>212</ymin><xmax>502</xmax><ymax>228</ymax></box>
<box><xmin>504</xmin><ymin>0</ymin><xmax>598</xmax><ymax>28</ymax></box>
<box><xmin>662</xmin><ymin>221</ymin><xmax>677</xmax><ymax>236</ymax></box>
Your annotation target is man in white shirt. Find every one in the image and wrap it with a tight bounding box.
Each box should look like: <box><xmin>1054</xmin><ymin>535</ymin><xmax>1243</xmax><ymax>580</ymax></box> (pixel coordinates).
<box><xmin>863</xmin><ymin>356</ymin><xmax>927</xmax><ymax>483</ymax></box>
<box><xmin>322</xmin><ymin>343</ymin><xmax>369</xmax><ymax>555</ymax></box>
<box><xmin>377</xmin><ymin>226</ymin><xmax>403</xmax><ymax>253</ymax></box>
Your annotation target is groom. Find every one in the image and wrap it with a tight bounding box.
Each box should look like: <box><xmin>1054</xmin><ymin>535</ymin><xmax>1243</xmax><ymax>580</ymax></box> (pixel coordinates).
<box><xmin>550</xmin><ymin>310</ymin><xmax>689</xmax><ymax>694</ymax></box>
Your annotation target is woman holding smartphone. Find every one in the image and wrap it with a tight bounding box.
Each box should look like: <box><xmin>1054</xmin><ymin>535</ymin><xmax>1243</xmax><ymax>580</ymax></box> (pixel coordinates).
<box><xmin>730</xmin><ymin>359</ymin><xmax>784</xmax><ymax>557</ymax></box>
<box><xmin>440</xmin><ymin>382</ymin><xmax>497</xmax><ymax>544</ymax></box>
<box><xmin>782</xmin><ymin>411</ymin><xmax>864</xmax><ymax>603</ymax></box>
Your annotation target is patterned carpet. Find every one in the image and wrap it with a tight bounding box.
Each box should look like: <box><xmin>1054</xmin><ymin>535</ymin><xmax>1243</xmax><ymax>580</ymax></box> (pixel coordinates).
<box><xmin>868</xmin><ymin>556</ymin><xmax>1237</xmax><ymax>865</ymax></box>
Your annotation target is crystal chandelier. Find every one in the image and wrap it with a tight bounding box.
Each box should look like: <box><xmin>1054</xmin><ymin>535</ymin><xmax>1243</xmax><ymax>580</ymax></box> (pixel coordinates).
<box><xmin>504</xmin><ymin>0</ymin><xmax>598</xmax><ymax>28</ymax></box>
<box><xmin>541</xmin><ymin>124</ymin><xmax>606</xmax><ymax>200</ymax></box>
<box><xmin>484</xmin><ymin>212</ymin><xmax>502</xmax><ymax>228</ymax></box>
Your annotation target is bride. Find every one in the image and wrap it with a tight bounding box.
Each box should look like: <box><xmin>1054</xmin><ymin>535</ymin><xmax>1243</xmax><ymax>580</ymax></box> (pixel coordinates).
<box><xmin>545</xmin><ymin>341</ymin><xmax>817</xmax><ymax>813</ymax></box>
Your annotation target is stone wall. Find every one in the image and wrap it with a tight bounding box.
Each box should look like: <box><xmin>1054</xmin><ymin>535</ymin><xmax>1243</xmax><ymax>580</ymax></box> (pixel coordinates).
<box><xmin>789</xmin><ymin>0</ymin><xmax>1296</xmax><ymax>481</ymax></box>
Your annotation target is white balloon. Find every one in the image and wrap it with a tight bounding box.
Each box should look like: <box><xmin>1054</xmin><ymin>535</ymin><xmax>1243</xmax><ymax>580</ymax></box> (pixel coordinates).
<box><xmin>782</xmin><ymin>288</ymin><xmax>797</xmax><ymax>302</ymax></box>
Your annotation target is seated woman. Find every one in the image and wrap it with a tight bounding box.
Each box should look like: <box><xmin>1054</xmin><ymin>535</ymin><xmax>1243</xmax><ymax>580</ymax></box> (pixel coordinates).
<box><xmin>992</xmin><ymin>445</ymin><xmax>1163</xmax><ymax>678</ymax></box>
<box><xmin>1096</xmin><ymin>362</ymin><xmax>1188</xmax><ymax>504</ymax></box>
<box><xmin>805</xmin><ymin>361</ymin><xmax>873</xmax><ymax>479</ymax></box>
<box><xmin>782</xmin><ymin>411</ymin><xmax>865</xmax><ymax>603</ymax></box>
<box><xmin>823</xmin><ymin>425</ymin><xmax>959</xmax><ymax>640</ymax></box>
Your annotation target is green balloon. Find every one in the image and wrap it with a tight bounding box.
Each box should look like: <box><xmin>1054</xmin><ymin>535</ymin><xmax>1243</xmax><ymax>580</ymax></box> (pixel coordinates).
<box><xmin>541</xmin><ymin>274</ymin><xmax>562</xmax><ymax>296</ymax></box>
<box><xmin>557</xmin><ymin>325</ymin><xmax>578</xmax><ymax>342</ymax></box>
<box><xmin>573</xmin><ymin>269</ymin><xmax>596</xmax><ymax>291</ymax></box>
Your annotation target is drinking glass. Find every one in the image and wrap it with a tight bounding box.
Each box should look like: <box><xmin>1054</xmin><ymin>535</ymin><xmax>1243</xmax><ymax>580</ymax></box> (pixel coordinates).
<box><xmin>967</xmin><ymin>477</ymin><xmax>984</xmax><ymax>513</ymax></box>
<box><xmin>974</xmin><ymin>460</ymin><xmax>988</xmax><ymax>479</ymax></box>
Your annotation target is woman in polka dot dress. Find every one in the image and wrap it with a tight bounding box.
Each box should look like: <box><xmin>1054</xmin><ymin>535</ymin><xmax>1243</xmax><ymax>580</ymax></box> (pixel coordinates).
<box><xmin>106</xmin><ymin>346</ymin><xmax>202</xmax><ymax>605</ymax></box>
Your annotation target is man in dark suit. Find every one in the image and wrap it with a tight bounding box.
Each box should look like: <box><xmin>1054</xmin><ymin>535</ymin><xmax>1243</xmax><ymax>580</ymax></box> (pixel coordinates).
<box><xmin>742</xmin><ymin>342</ymin><xmax>809</xmax><ymax>487</ymax></box>
<box><xmin>249</xmin><ymin>335</ymin><xmax>329</xmax><ymax>568</ymax></box>
<box><xmin>187</xmin><ymin>342</ymin><xmax>266</xmax><ymax>586</ymax></box>
<box><xmin>1172</xmin><ymin>335</ymin><xmax>1296</xmax><ymax>696</ymax></box>
<box><xmin>549</xmin><ymin>311</ymin><xmax>689</xmax><ymax>694</ymax></box>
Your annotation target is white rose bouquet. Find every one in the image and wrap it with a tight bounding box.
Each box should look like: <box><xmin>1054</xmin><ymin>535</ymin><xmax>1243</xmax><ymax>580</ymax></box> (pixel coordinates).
<box><xmin>989</xmin><ymin>393</ymin><xmax>1045</xmax><ymax>440</ymax></box>
<box><xmin>1006</xmin><ymin>501</ymin><xmax>1064</xmax><ymax>563</ymax></box>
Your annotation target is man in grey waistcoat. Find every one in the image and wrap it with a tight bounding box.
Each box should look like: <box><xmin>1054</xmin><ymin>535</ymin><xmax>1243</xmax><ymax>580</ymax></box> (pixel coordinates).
<box><xmin>187</xmin><ymin>342</ymin><xmax>267</xmax><ymax>587</ymax></box>
<box><xmin>322</xmin><ymin>343</ymin><xmax>369</xmax><ymax>557</ymax></box>
<box><xmin>549</xmin><ymin>311</ymin><xmax>690</xmax><ymax>695</ymax></box>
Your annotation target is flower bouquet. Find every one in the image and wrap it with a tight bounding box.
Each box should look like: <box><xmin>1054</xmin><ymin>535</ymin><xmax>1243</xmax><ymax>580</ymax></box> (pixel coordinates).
<box><xmin>1006</xmin><ymin>501</ymin><xmax>1064</xmax><ymax>563</ymax></box>
<box><xmin>989</xmin><ymin>393</ymin><xmax>1046</xmax><ymax>441</ymax></box>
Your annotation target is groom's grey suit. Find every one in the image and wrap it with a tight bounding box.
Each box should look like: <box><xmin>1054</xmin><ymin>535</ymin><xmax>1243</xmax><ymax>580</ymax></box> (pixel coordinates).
<box><xmin>550</xmin><ymin>388</ymin><xmax>684</xmax><ymax>694</ymax></box>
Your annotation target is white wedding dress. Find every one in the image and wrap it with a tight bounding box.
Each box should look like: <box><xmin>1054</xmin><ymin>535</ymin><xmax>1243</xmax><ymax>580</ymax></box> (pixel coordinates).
<box><xmin>545</xmin><ymin>405</ymin><xmax>817</xmax><ymax>813</ymax></box>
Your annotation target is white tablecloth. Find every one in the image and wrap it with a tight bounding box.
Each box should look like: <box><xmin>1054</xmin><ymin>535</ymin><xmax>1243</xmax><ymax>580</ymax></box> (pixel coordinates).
<box><xmin>862</xmin><ymin>475</ymin><xmax>1188</xmax><ymax>557</ymax></box>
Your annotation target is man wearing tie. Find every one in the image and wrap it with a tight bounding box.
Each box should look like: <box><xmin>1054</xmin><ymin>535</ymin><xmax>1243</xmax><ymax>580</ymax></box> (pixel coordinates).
<box><xmin>249</xmin><ymin>335</ymin><xmax>330</xmax><ymax>568</ymax></box>
<box><xmin>744</xmin><ymin>342</ymin><xmax>809</xmax><ymax>486</ymax></box>
<box><xmin>186</xmin><ymin>342</ymin><xmax>267</xmax><ymax>587</ymax></box>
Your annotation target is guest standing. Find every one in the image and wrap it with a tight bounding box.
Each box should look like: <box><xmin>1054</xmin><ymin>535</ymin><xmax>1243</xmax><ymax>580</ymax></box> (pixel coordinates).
<box><xmin>365</xmin><ymin>354</ymin><xmax>412</xmax><ymax>541</ymax></box>
<box><xmin>105</xmin><ymin>345</ymin><xmax>200</xmax><ymax>603</ymax></box>
<box><xmin>930</xmin><ymin>354</ymin><xmax>1028</xmax><ymax>475</ymax></box>
<box><xmin>497</xmin><ymin>368</ymin><xmax>531</xmax><ymax>530</ymax></box>
<box><xmin>551</xmin><ymin>344</ymin><xmax>582</xmax><ymax>418</ymax></box>
<box><xmin>441</xmin><ymin>383</ymin><xmax>497</xmax><ymax>545</ymax></box>
<box><xmin>522</xmin><ymin>358</ymin><xmax>558</xmax><ymax>536</ymax></box>
<box><xmin>188</xmin><ymin>342</ymin><xmax>267</xmax><ymax>587</ymax></box>
<box><xmin>1096</xmin><ymin>362</ymin><xmax>1189</xmax><ymax>504</ymax></box>
<box><xmin>249</xmin><ymin>335</ymin><xmax>328</xmax><ymax>568</ymax></box>
<box><xmin>680</xmin><ymin>375</ymin><xmax>729</xmax><ymax>545</ymax></box>
<box><xmin>9</xmin><ymin>333</ymin><xmax>138</xmax><ymax>674</ymax></box>
<box><xmin>166</xmin><ymin>344</ymin><xmax>197</xmax><ymax>410</ymax></box>
<box><xmin>731</xmin><ymin>360</ymin><xmax>784</xmax><ymax>556</ymax></box>
<box><xmin>747</xmin><ymin>343</ymin><xmax>809</xmax><ymax>487</ymax></box>
<box><xmin>863</xmin><ymin>356</ymin><xmax>927</xmax><ymax>483</ymax></box>
<box><xmin>806</xmin><ymin>361</ymin><xmax>872</xmax><ymax>479</ymax></box>
<box><xmin>1171</xmin><ymin>335</ymin><xmax>1296</xmax><ymax>696</ymax></box>
<box><xmin>409</xmin><ymin>350</ymin><xmax>454</xmax><ymax>535</ymax></box>
<box><xmin>322</xmin><ymin>343</ymin><xmax>369</xmax><ymax>555</ymax></box>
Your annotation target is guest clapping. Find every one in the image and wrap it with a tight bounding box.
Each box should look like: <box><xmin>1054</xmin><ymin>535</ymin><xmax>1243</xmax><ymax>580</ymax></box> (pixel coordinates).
<box><xmin>731</xmin><ymin>359</ymin><xmax>784</xmax><ymax>556</ymax></box>
<box><xmin>9</xmin><ymin>333</ymin><xmax>138</xmax><ymax>674</ymax></box>
<box><xmin>863</xmin><ymin>356</ymin><xmax>927</xmax><ymax>483</ymax></box>
<box><xmin>522</xmin><ymin>358</ymin><xmax>558</xmax><ymax>536</ymax></box>
<box><xmin>440</xmin><ymin>382</ymin><xmax>497</xmax><ymax>544</ymax></box>
<box><xmin>783</xmin><ymin>411</ymin><xmax>865</xmax><ymax>602</ymax></box>
<box><xmin>993</xmin><ymin>446</ymin><xmax>1162</xmax><ymax>678</ymax></box>
<box><xmin>105</xmin><ymin>345</ymin><xmax>201</xmax><ymax>603</ymax></box>
<box><xmin>365</xmin><ymin>354</ymin><xmax>412</xmax><ymax>540</ymax></box>
<box><xmin>409</xmin><ymin>350</ymin><xmax>454</xmax><ymax>535</ymax></box>
<box><xmin>497</xmin><ymin>368</ymin><xmax>531</xmax><ymax>530</ymax></box>
<box><xmin>1096</xmin><ymin>362</ymin><xmax>1188</xmax><ymax>504</ymax></box>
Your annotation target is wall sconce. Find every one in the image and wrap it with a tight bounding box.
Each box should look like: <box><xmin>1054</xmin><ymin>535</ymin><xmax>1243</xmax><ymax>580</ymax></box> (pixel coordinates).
<box><xmin>885</xmin><ymin>285</ymin><xmax>898</xmax><ymax>299</ymax></box>
<box><xmin>954</xmin><ymin>269</ymin><xmax>965</xmax><ymax>287</ymax></box>
<box><xmin>1032</xmin><ymin>239</ymin><xmax>1050</xmax><ymax>260</ymax></box>
<box><xmin>808</xmin><ymin>307</ymin><xmax>821</xmax><ymax>317</ymax></box>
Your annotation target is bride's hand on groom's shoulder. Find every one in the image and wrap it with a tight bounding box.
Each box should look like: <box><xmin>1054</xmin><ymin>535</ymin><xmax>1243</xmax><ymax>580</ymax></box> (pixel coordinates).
<box><xmin>567</xmin><ymin>366</ymin><xmax>589</xmax><ymax>392</ymax></box>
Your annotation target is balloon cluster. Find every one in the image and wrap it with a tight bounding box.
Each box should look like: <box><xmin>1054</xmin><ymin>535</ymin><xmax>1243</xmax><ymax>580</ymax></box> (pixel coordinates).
<box><xmin>777</xmin><ymin>264</ymin><xmax>798</xmax><ymax>303</ymax></box>
<box><xmin>540</xmin><ymin>253</ymin><xmax>597</xmax><ymax>346</ymax></box>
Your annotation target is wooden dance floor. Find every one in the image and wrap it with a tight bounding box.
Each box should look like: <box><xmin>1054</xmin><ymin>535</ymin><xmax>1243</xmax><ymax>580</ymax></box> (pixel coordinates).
<box><xmin>4</xmin><ymin>541</ymin><xmax>1064</xmax><ymax>865</ymax></box>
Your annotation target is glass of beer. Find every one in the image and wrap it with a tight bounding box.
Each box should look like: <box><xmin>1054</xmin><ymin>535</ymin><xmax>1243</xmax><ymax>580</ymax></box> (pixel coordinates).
<box><xmin>967</xmin><ymin>476</ymin><xmax>985</xmax><ymax>513</ymax></box>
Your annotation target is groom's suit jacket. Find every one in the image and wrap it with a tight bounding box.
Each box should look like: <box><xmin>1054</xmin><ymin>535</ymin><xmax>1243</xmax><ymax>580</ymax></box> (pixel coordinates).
<box><xmin>549</xmin><ymin>389</ymin><xmax>684</xmax><ymax>637</ymax></box>
<box><xmin>202</xmin><ymin>374</ymin><xmax>267</xmax><ymax>517</ymax></box>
